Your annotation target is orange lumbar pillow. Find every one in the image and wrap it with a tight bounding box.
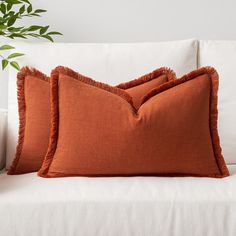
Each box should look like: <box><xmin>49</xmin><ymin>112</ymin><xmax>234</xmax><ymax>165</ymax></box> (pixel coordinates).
<box><xmin>116</xmin><ymin>68</ymin><xmax>175</xmax><ymax>109</ymax></box>
<box><xmin>38</xmin><ymin>66</ymin><xmax>229</xmax><ymax>178</ymax></box>
<box><xmin>8</xmin><ymin>67</ymin><xmax>51</xmax><ymax>174</ymax></box>
<box><xmin>8</xmin><ymin>67</ymin><xmax>174</xmax><ymax>174</ymax></box>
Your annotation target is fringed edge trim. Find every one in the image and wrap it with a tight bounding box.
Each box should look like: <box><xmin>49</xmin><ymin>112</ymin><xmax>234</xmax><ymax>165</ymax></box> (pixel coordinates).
<box><xmin>38</xmin><ymin>74</ymin><xmax>58</xmax><ymax>177</ymax></box>
<box><xmin>142</xmin><ymin>66</ymin><xmax>229</xmax><ymax>178</ymax></box>
<box><xmin>208</xmin><ymin>69</ymin><xmax>230</xmax><ymax>177</ymax></box>
<box><xmin>51</xmin><ymin>66</ymin><xmax>134</xmax><ymax>106</ymax></box>
<box><xmin>7</xmin><ymin>67</ymin><xmax>49</xmax><ymax>175</ymax></box>
<box><xmin>116</xmin><ymin>67</ymin><xmax>176</xmax><ymax>89</ymax></box>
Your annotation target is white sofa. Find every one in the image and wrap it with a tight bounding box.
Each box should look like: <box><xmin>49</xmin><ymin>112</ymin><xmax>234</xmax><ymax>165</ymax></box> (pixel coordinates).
<box><xmin>0</xmin><ymin>39</ymin><xmax>236</xmax><ymax>236</ymax></box>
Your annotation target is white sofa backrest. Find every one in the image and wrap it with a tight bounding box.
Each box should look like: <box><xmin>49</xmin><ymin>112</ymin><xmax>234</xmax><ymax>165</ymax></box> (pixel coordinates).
<box><xmin>5</xmin><ymin>39</ymin><xmax>199</xmax><ymax>168</ymax></box>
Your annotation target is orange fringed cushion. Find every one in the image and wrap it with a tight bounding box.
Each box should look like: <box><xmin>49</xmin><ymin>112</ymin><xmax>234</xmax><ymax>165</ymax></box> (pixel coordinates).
<box><xmin>38</xmin><ymin>66</ymin><xmax>229</xmax><ymax>178</ymax></box>
<box><xmin>8</xmin><ymin>67</ymin><xmax>51</xmax><ymax>174</ymax></box>
<box><xmin>116</xmin><ymin>68</ymin><xmax>175</xmax><ymax>109</ymax></box>
<box><xmin>8</xmin><ymin>67</ymin><xmax>174</xmax><ymax>174</ymax></box>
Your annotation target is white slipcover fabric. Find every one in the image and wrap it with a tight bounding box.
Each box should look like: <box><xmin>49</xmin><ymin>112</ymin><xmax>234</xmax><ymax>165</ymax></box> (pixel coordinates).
<box><xmin>0</xmin><ymin>109</ymin><xmax>7</xmax><ymax>170</ymax></box>
<box><xmin>0</xmin><ymin>165</ymin><xmax>236</xmax><ymax>236</ymax></box>
<box><xmin>199</xmin><ymin>40</ymin><xmax>236</xmax><ymax>164</ymax></box>
<box><xmin>6</xmin><ymin>39</ymin><xmax>198</xmax><ymax>168</ymax></box>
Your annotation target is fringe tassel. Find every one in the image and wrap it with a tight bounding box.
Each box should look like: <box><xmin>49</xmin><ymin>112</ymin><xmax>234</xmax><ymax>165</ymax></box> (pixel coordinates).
<box><xmin>51</xmin><ymin>66</ymin><xmax>134</xmax><ymax>106</ymax></box>
<box><xmin>38</xmin><ymin>74</ymin><xmax>59</xmax><ymax>177</ymax></box>
<box><xmin>208</xmin><ymin>68</ymin><xmax>230</xmax><ymax>177</ymax></box>
<box><xmin>116</xmin><ymin>67</ymin><xmax>176</xmax><ymax>89</ymax></box>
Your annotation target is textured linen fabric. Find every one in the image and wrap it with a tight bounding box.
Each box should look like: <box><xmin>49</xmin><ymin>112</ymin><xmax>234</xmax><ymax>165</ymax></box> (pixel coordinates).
<box><xmin>6</xmin><ymin>40</ymin><xmax>198</xmax><ymax>169</ymax></box>
<box><xmin>0</xmin><ymin>165</ymin><xmax>236</xmax><ymax>236</ymax></box>
<box><xmin>39</xmin><ymin>67</ymin><xmax>229</xmax><ymax>178</ymax></box>
<box><xmin>8</xmin><ymin>67</ymin><xmax>175</xmax><ymax>174</ymax></box>
<box><xmin>117</xmin><ymin>73</ymin><xmax>173</xmax><ymax>109</ymax></box>
<box><xmin>8</xmin><ymin>68</ymin><xmax>50</xmax><ymax>174</ymax></box>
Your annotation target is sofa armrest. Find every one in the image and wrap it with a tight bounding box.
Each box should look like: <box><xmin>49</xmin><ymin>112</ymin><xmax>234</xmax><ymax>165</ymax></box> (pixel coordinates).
<box><xmin>0</xmin><ymin>109</ymin><xmax>7</xmax><ymax>170</ymax></box>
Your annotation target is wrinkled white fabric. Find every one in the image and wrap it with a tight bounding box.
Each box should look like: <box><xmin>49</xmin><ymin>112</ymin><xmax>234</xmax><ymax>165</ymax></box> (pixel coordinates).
<box><xmin>0</xmin><ymin>165</ymin><xmax>235</xmax><ymax>236</ymax></box>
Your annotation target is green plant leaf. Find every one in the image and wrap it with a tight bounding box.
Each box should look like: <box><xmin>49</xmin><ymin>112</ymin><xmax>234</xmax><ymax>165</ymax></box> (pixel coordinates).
<box><xmin>6</xmin><ymin>0</ymin><xmax>21</xmax><ymax>4</ymax></box>
<box><xmin>20</xmin><ymin>27</ymin><xmax>29</xmax><ymax>33</ymax></box>
<box><xmin>27</xmin><ymin>25</ymin><xmax>42</xmax><ymax>31</ymax></box>
<box><xmin>8</xmin><ymin>26</ymin><xmax>24</xmax><ymax>32</ymax></box>
<box><xmin>0</xmin><ymin>3</ymin><xmax>7</xmax><ymax>14</ymax></box>
<box><xmin>39</xmin><ymin>25</ymin><xmax>49</xmax><ymax>35</ymax></box>
<box><xmin>7</xmin><ymin>52</ymin><xmax>24</xmax><ymax>59</ymax></box>
<box><xmin>0</xmin><ymin>0</ymin><xmax>62</xmax><ymax>72</ymax></box>
<box><xmin>15</xmin><ymin>11</ymin><xmax>20</xmax><ymax>17</ymax></box>
<box><xmin>30</xmin><ymin>13</ymin><xmax>40</xmax><ymax>17</ymax></box>
<box><xmin>0</xmin><ymin>25</ymin><xmax>7</xmax><ymax>30</ymax></box>
<box><xmin>42</xmin><ymin>34</ymin><xmax>53</xmax><ymax>42</ymax></box>
<box><xmin>19</xmin><ymin>5</ymin><xmax>25</xmax><ymax>14</ymax></box>
<box><xmin>27</xmin><ymin>4</ymin><xmax>32</xmax><ymax>13</ymax></box>
<box><xmin>10</xmin><ymin>61</ymin><xmax>20</xmax><ymax>70</ymax></box>
<box><xmin>2</xmin><ymin>59</ymin><xmax>9</xmax><ymax>70</ymax></box>
<box><xmin>7</xmin><ymin>16</ymin><xmax>17</xmax><ymax>26</ymax></box>
<box><xmin>47</xmin><ymin>31</ymin><xmax>63</xmax><ymax>35</ymax></box>
<box><xmin>6</xmin><ymin>3</ymin><xmax>13</xmax><ymax>11</ymax></box>
<box><xmin>0</xmin><ymin>44</ymin><xmax>15</xmax><ymax>50</ymax></box>
<box><xmin>8</xmin><ymin>33</ymin><xmax>27</xmax><ymax>39</ymax></box>
<box><xmin>34</xmin><ymin>9</ymin><xmax>46</xmax><ymax>13</ymax></box>
<box><xmin>5</xmin><ymin>11</ymin><xmax>14</xmax><ymax>18</ymax></box>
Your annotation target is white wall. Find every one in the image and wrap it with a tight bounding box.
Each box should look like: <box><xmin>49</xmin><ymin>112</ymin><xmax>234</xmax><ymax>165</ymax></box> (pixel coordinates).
<box><xmin>1</xmin><ymin>0</ymin><xmax>236</xmax><ymax>108</ymax></box>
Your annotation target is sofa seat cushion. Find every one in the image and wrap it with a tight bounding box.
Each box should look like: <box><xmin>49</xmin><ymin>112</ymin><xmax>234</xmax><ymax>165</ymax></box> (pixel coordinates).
<box><xmin>1</xmin><ymin>165</ymin><xmax>236</xmax><ymax>236</ymax></box>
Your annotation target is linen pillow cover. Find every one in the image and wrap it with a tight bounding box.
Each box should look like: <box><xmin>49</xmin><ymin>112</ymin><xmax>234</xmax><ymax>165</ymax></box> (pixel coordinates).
<box><xmin>8</xmin><ymin>67</ymin><xmax>175</xmax><ymax>174</ymax></box>
<box><xmin>8</xmin><ymin>67</ymin><xmax>50</xmax><ymax>174</ymax></box>
<box><xmin>116</xmin><ymin>68</ymin><xmax>175</xmax><ymax>109</ymax></box>
<box><xmin>38</xmin><ymin>66</ymin><xmax>229</xmax><ymax>178</ymax></box>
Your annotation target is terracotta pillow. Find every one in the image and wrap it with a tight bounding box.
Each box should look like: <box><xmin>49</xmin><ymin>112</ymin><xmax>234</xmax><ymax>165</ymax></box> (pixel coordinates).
<box><xmin>116</xmin><ymin>68</ymin><xmax>175</xmax><ymax>109</ymax></box>
<box><xmin>8</xmin><ymin>67</ymin><xmax>174</xmax><ymax>174</ymax></box>
<box><xmin>38</xmin><ymin>66</ymin><xmax>229</xmax><ymax>178</ymax></box>
<box><xmin>8</xmin><ymin>67</ymin><xmax>50</xmax><ymax>174</ymax></box>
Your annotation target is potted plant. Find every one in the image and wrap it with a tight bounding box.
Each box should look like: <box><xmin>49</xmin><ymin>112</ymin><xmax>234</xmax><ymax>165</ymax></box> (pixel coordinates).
<box><xmin>0</xmin><ymin>0</ymin><xmax>62</xmax><ymax>70</ymax></box>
